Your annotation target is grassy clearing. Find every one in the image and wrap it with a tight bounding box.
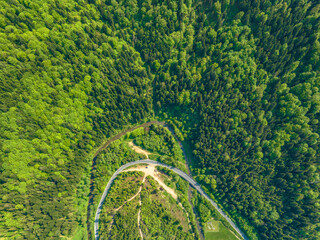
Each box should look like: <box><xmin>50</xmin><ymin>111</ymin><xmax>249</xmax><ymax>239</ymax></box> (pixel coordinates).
<box><xmin>104</xmin><ymin>172</ymin><xmax>144</xmax><ymax>209</ymax></box>
<box><xmin>205</xmin><ymin>221</ymin><xmax>238</xmax><ymax>240</ymax></box>
<box><xmin>205</xmin><ymin>219</ymin><xmax>219</xmax><ymax>232</ymax></box>
<box><xmin>191</xmin><ymin>189</ymin><xmax>242</xmax><ymax>240</ymax></box>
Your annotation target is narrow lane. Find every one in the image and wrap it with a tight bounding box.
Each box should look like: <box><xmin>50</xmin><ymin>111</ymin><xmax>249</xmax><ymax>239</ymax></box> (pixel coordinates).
<box><xmin>94</xmin><ymin>159</ymin><xmax>249</xmax><ymax>240</ymax></box>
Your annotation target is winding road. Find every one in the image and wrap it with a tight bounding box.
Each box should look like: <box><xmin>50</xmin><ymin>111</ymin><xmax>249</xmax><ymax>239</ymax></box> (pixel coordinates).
<box><xmin>94</xmin><ymin>159</ymin><xmax>249</xmax><ymax>240</ymax></box>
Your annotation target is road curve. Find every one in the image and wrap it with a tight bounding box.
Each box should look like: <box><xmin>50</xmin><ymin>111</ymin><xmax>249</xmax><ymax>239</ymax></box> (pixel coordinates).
<box><xmin>94</xmin><ymin>159</ymin><xmax>249</xmax><ymax>240</ymax></box>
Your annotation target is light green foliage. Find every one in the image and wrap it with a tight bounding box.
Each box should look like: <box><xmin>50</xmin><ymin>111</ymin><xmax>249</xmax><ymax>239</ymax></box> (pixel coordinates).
<box><xmin>130</xmin><ymin>127</ymin><xmax>145</xmax><ymax>138</ymax></box>
<box><xmin>1</xmin><ymin>0</ymin><xmax>319</xmax><ymax>239</ymax></box>
<box><xmin>192</xmin><ymin>190</ymin><xmax>249</xmax><ymax>240</ymax></box>
<box><xmin>134</xmin><ymin>124</ymin><xmax>185</xmax><ymax>168</ymax></box>
<box><xmin>0</xmin><ymin>0</ymin><xmax>153</xmax><ymax>238</ymax></box>
<box><xmin>104</xmin><ymin>172</ymin><xmax>144</xmax><ymax>209</ymax></box>
<box><xmin>99</xmin><ymin>173</ymin><xmax>194</xmax><ymax>240</ymax></box>
<box><xmin>99</xmin><ymin>172</ymin><xmax>143</xmax><ymax>240</ymax></box>
<box><xmin>140</xmin><ymin>176</ymin><xmax>194</xmax><ymax>240</ymax></box>
<box><xmin>205</xmin><ymin>222</ymin><xmax>238</xmax><ymax>240</ymax></box>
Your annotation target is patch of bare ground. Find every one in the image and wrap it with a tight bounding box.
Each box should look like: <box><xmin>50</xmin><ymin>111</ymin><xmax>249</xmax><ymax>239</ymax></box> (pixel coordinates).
<box><xmin>125</xmin><ymin>164</ymin><xmax>177</xmax><ymax>199</ymax></box>
<box><xmin>128</xmin><ymin>141</ymin><xmax>151</xmax><ymax>158</ymax></box>
<box><xmin>138</xmin><ymin>191</ymin><xmax>143</xmax><ymax>239</ymax></box>
<box><xmin>126</xmin><ymin>165</ymin><xmax>193</xmax><ymax>232</ymax></box>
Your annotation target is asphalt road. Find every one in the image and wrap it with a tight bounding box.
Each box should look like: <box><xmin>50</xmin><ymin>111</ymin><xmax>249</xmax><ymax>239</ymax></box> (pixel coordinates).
<box><xmin>94</xmin><ymin>159</ymin><xmax>249</xmax><ymax>240</ymax></box>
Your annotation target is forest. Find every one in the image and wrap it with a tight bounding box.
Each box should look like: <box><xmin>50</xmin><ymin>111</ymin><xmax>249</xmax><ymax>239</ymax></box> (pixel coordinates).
<box><xmin>0</xmin><ymin>0</ymin><xmax>319</xmax><ymax>239</ymax></box>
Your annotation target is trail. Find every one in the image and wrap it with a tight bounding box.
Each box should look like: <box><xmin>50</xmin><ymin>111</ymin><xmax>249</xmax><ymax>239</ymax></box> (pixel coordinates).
<box><xmin>125</xmin><ymin>165</ymin><xmax>192</xmax><ymax>230</ymax></box>
<box><xmin>138</xmin><ymin>191</ymin><xmax>143</xmax><ymax>240</ymax></box>
<box><xmin>108</xmin><ymin>176</ymin><xmax>146</xmax><ymax>238</ymax></box>
<box><xmin>128</xmin><ymin>141</ymin><xmax>151</xmax><ymax>159</ymax></box>
<box><xmin>108</xmin><ymin>166</ymin><xmax>190</xmax><ymax>239</ymax></box>
<box><xmin>125</xmin><ymin>164</ymin><xmax>177</xmax><ymax>199</ymax></box>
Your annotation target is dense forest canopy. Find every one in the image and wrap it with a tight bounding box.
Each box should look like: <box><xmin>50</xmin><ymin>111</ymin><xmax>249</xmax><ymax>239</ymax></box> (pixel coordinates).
<box><xmin>0</xmin><ymin>0</ymin><xmax>319</xmax><ymax>239</ymax></box>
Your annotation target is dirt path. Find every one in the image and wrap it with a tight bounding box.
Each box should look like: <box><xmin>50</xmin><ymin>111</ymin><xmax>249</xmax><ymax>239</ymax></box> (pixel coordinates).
<box><xmin>107</xmin><ymin>167</ymin><xmax>184</xmax><ymax>240</ymax></box>
<box><xmin>138</xmin><ymin>191</ymin><xmax>143</xmax><ymax>239</ymax></box>
<box><xmin>125</xmin><ymin>164</ymin><xmax>177</xmax><ymax>199</ymax></box>
<box><xmin>108</xmin><ymin>176</ymin><xmax>146</xmax><ymax>237</ymax></box>
<box><xmin>128</xmin><ymin>141</ymin><xmax>151</xmax><ymax>159</ymax></box>
<box><xmin>126</xmin><ymin>143</ymin><xmax>196</xmax><ymax>233</ymax></box>
<box><xmin>231</xmin><ymin>230</ymin><xmax>243</xmax><ymax>240</ymax></box>
<box><xmin>125</xmin><ymin>164</ymin><xmax>193</xmax><ymax>231</ymax></box>
<box><xmin>88</xmin><ymin>120</ymin><xmax>187</xmax><ymax>239</ymax></box>
<box><xmin>178</xmin><ymin>202</ymin><xmax>192</xmax><ymax>230</ymax></box>
<box><xmin>127</xmin><ymin>130</ymin><xmax>195</xmax><ymax>234</ymax></box>
<box><xmin>114</xmin><ymin>177</ymin><xmax>145</xmax><ymax>212</ymax></box>
<box><xmin>93</xmin><ymin>121</ymin><xmax>165</xmax><ymax>158</ymax></box>
<box><xmin>107</xmin><ymin>166</ymin><xmax>182</xmax><ymax>240</ymax></box>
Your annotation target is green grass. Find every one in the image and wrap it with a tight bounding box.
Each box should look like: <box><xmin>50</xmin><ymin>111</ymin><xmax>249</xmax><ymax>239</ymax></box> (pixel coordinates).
<box><xmin>204</xmin><ymin>220</ymin><xmax>238</xmax><ymax>240</ymax></box>
<box><xmin>70</xmin><ymin>226</ymin><xmax>87</xmax><ymax>240</ymax></box>
<box><xmin>205</xmin><ymin>219</ymin><xmax>219</xmax><ymax>232</ymax></box>
<box><xmin>181</xmin><ymin>140</ymin><xmax>197</xmax><ymax>169</ymax></box>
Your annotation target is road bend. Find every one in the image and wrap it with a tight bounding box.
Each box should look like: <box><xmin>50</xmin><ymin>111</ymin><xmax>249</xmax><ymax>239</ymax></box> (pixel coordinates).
<box><xmin>94</xmin><ymin>159</ymin><xmax>249</xmax><ymax>240</ymax></box>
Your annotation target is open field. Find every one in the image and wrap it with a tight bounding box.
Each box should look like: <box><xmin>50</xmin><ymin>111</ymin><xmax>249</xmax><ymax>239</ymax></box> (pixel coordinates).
<box><xmin>205</xmin><ymin>220</ymin><xmax>238</xmax><ymax>240</ymax></box>
<box><xmin>205</xmin><ymin>219</ymin><xmax>220</xmax><ymax>232</ymax></box>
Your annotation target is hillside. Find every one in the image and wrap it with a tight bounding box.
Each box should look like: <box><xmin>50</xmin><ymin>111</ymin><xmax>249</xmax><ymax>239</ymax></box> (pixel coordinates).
<box><xmin>0</xmin><ymin>0</ymin><xmax>319</xmax><ymax>239</ymax></box>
